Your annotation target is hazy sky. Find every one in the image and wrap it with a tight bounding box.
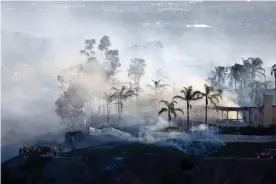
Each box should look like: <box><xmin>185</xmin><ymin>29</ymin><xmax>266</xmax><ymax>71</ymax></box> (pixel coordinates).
<box><xmin>1</xmin><ymin>1</ymin><xmax>276</xmax><ymax>134</ymax></box>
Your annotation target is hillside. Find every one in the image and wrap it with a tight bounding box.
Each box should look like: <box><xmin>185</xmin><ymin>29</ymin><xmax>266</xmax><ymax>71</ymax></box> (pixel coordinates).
<box><xmin>2</xmin><ymin>143</ymin><xmax>276</xmax><ymax>184</ymax></box>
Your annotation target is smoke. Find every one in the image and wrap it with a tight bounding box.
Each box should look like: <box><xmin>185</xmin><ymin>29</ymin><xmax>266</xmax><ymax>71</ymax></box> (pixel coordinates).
<box><xmin>2</xmin><ymin>2</ymin><xmax>276</xmax><ymax>138</ymax></box>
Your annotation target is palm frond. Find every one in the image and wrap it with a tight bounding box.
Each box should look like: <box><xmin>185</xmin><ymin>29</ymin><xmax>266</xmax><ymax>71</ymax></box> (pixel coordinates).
<box><xmin>173</xmin><ymin>95</ymin><xmax>185</xmax><ymax>101</ymax></box>
<box><xmin>171</xmin><ymin>100</ymin><xmax>178</xmax><ymax>105</ymax></box>
<box><xmin>158</xmin><ymin>108</ymin><xmax>168</xmax><ymax>115</ymax></box>
<box><xmin>159</xmin><ymin>100</ymin><xmax>169</xmax><ymax>106</ymax></box>
<box><xmin>174</xmin><ymin>108</ymin><xmax>184</xmax><ymax>115</ymax></box>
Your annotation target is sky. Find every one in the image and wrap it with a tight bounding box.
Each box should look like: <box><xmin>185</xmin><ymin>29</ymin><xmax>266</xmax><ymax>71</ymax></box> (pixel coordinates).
<box><xmin>1</xmin><ymin>1</ymin><xmax>276</xmax><ymax>135</ymax></box>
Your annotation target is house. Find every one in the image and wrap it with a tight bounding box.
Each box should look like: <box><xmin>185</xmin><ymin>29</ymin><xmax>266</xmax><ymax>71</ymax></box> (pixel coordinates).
<box><xmin>214</xmin><ymin>89</ymin><xmax>276</xmax><ymax>127</ymax></box>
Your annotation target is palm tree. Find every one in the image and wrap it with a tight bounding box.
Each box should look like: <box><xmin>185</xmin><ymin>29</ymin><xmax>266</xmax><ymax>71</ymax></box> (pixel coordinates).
<box><xmin>213</xmin><ymin>66</ymin><xmax>227</xmax><ymax>89</ymax></box>
<box><xmin>109</xmin><ymin>85</ymin><xmax>135</xmax><ymax>120</ymax></box>
<box><xmin>102</xmin><ymin>92</ymin><xmax>113</xmax><ymax>123</ymax></box>
<box><xmin>127</xmin><ymin>82</ymin><xmax>142</xmax><ymax>99</ymax></box>
<box><xmin>158</xmin><ymin>100</ymin><xmax>184</xmax><ymax>127</ymax></box>
<box><xmin>249</xmin><ymin>57</ymin><xmax>265</xmax><ymax>80</ymax></box>
<box><xmin>200</xmin><ymin>84</ymin><xmax>222</xmax><ymax>124</ymax></box>
<box><xmin>249</xmin><ymin>80</ymin><xmax>272</xmax><ymax>105</ymax></box>
<box><xmin>173</xmin><ymin>86</ymin><xmax>202</xmax><ymax>131</ymax></box>
<box><xmin>271</xmin><ymin>64</ymin><xmax>276</xmax><ymax>90</ymax></box>
<box><xmin>147</xmin><ymin>80</ymin><xmax>170</xmax><ymax>117</ymax></box>
<box><xmin>228</xmin><ymin>63</ymin><xmax>243</xmax><ymax>90</ymax></box>
<box><xmin>146</xmin><ymin>79</ymin><xmax>170</xmax><ymax>97</ymax></box>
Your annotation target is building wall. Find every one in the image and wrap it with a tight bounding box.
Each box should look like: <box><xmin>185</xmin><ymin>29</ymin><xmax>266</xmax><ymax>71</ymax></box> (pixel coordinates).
<box><xmin>262</xmin><ymin>95</ymin><xmax>273</xmax><ymax>127</ymax></box>
<box><xmin>273</xmin><ymin>106</ymin><xmax>276</xmax><ymax>125</ymax></box>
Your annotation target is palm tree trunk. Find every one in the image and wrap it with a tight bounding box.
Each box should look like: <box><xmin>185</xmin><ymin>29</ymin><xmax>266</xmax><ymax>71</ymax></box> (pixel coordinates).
<box><xmin>186</xmin><ymin>102</ymin><xmax>190</xmax><ymax>132</ymax></box>
<box><xmin>117</xmin><ymin>98</ymin><xmax>120</xmax><ymax>120</ymax></box>
<box><xmin>274</xmin><ymin>75</ymin><xmax>276</xmax><ymax>90</ymax></box>
<box><xmin>106</xmin><ymin>103</ymin><xmax>109</xmax><ymax>123</ymax></box>
<box><xmin>120</xmin><ymin>104</ymin><xmax>123</xmax><ymax>120</ymax></box>
<box><xmin>234</xmin><ymin>79</ymin><xmax>237</xmax><ymax>90</ymax></box>
<box><xmin>205</xmin><ymin>98</ymin><xmax>208</xmax><ymax>124</ymax></box>
<box><xmin>218</xmin><ymin>76</ymin><xmax>221</xmax><ymax>89</ymax></box>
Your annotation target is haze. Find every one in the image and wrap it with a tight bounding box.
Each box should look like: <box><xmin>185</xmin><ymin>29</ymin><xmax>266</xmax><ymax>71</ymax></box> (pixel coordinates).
<box><xmin>1</xmin><ymin>1</ymin><xmax>276</xmax><ymax>137</ymax></box>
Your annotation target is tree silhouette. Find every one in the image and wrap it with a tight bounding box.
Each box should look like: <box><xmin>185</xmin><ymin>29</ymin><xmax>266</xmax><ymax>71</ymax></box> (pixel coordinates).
<box><xmin>105</xmin><ymin>49</ymin><xmax>121</xmax><ymax>79</ymax></box>
<box><xmin>200</xmin><ymin>84</ymin><xmax>222</xmax><ymax>124</ymax></box>
<box><xmin>98</xmin><ymin>35</ymin><xmax>111</xmax><ymax>52</ymax></box>
<box><xmin>271</xmin><ymin>64</ymin><xmax>276</xmax><ymax>90</ymax></box>
<box><xmin>80</xmin><ymin>39</ymin><xmax>97</xmax><ymax>62</ymax></box>
<box><xmin>109</xmin><ymin>86</ymin><xmax>135</xmax><ymax>120</ymax></box>
<box><xmin>158</xmin><ymin>100</ymin><xmax>184</xmax><ymax>127</ymax></box>
<box><xmin>64</xmin><ymin>131</ymin><xmax>84</xmax><ymax>152</ymax></box>
<box><xmin>173</xmin><ymin>86</ymin><xmax>202</xmax><ymax>131</ymax></box>
<box><xmin>146</xmin><ymin>79</ymin><xmax>170</xmax><ymax>97</ymax></box>
<box><xmin>128</xmin><ymin>57</ymin><xmax>146</xmax><ymax>99</ymax></box>
<box><xmin>228</xmin><ymin>63</ymin><xmax>243</xmax><ymax>90</ymax></box>
<box><xmin>249</xmin><ymin>80</ymin><xmax>272</xmax><ymax>105</ymax></box>
<box><xmin>249</xmin><ymin>57</ymin><xmax>265</xmax><ymax>80</ymax></box>
<box><xmin>213</xmin><ymin>66</ymin><xmax>227</xmax><ymax>89</ymax></box>
<box><xmin>102</xmin><ymin>92</ymin><xmax>113</xmax><ymax>123</ymax></box>
<box><xmin>98</xmin><ymin>35</ymin><xmax>111</xmax><ymax>60</ymax></box>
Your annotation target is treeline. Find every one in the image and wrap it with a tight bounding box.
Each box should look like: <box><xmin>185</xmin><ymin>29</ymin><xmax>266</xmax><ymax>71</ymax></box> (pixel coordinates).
<box><xmin>54</xmin><ymin>36</ymin><xmax>276</xmax><ymax>133</ymax></box>
<box><xmin>210</xmin><ymin>58</ymin><xmax>276</xmax><ymax>106</ymax></box>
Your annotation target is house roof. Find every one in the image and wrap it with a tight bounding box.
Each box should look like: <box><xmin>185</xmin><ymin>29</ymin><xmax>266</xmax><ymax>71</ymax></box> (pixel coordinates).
<box><xmin>214</xmin><ymin>106</ymin><xmax>262</xmax><ymax>111</ymax></box>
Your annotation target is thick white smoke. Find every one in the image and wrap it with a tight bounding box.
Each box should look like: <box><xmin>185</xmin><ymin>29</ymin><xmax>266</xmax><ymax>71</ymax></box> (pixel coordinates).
<box><xmin>1</xmin><ymin>2</ymin><xmax>276</xmax><ymax>145</ymax></box>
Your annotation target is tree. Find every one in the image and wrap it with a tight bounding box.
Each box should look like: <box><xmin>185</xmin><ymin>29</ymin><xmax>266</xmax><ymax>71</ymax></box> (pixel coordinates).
<box><xmin>102</xmin><ymin>92</ymin><xmax>113</xmax><ymax>123</ymax></box>
<box><xmin>55</xmin><ymin>73</ymin><xmax>87</xmax><ymax>130</ymax></box>
<box><xmin>55</xmin><ymin>91</ymin><xmax>84</xmax><ymax>131</ymax></box>
<box><xmin>213</xmin><ymin>66</ymin><xmax>227</xmax><ymax>89</ymax></box>
<box><xmin>158</xmin><ymin>100</ymin><xmax>184</xmax><ymax>127</ymax></box>
<box><xmin>64</xmin><ymin>131</ymin><xmax>84</xmax><ymax>152</ymax></box>
<box><xmin>249</xmin><ymin>57</ymin><xmax>265</xmax><ymax>80</ymax></box>
<box><xmin>271</xmin><ymin>64</ymin><xmax>276</xmax><ymax>90</ymax></box>
<box><xmin>200</xmin><ymin>84</ymin><xmax>222</xmax><ymax>124</ymax></box>
<box><xmin>173</xmin><ymin>86</ymin><xmax>202</xmax><ymax>131</ymax></box>
<box><xmin>249</xmin><ymin>80</ymin><xmax>272</xmax><ymax>105</ymax></box>
<box><xmin>128</xmin><ymin>57</ymin><xmax>147</xmax><ymax>99</ymax></box>
<box><xmin>228</xmin><ymin>63</ymin><xmax>243</xmax><ymax>90</ymax></box>
<box><xmin>80</xmin><ymin>39</ymin><xmax>97</xmax><ymax>62</ymax></box>
<box><xmin>109</xmin><ymin>85</ymin><xmax>135</xmax><ymax>120</ymax></box>
<box><xmin>98</xmin><ymin>36</ymin><xmax>111</xmax><ymax>52</ymax></box>
<box><xmin>105</xmin><ymin>49</ymin><xmax>121</xmax><ymax>79</ymax></box>
<box><xmin>146</xmin><ymin>79</ymin><xmax>170</xmax><ymax>97</ymax></box>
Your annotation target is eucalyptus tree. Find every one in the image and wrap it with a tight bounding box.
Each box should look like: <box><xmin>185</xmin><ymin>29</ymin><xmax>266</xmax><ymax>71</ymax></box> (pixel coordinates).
<box><xmin>55</xmin><ymin>82</ymin><xmax>86</xmax><ymax>131</ymax></box>
<box><xmin>173</xmin><ymin>86</ymin><xmax>202</xmax><ymax>131</ymax></box>
<box><xmin>158</xmin><ymin>100</ymin><xmax>184</xmax><ymax>127</ymax></box>
<box><xmin>98</xmin><ymin>35</ymin><xmax>111</xmax><ymax>60</ymax></box>
<box><xmin>128</xmin><ymin>57</ymin><xmax>147</xmax><ymax>99</ymax></box>
<box><xmin>80</xmin><ymin>39</ymin><xmax>97</xmax><ymax>62</ymax></box>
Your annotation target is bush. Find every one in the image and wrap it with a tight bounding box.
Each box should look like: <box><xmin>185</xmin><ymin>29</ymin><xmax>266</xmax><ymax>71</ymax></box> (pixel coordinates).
<box><xmin>161</xmin><ymin>126</ymin><xmax>185</xmax><ymax>132</ymax></box>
